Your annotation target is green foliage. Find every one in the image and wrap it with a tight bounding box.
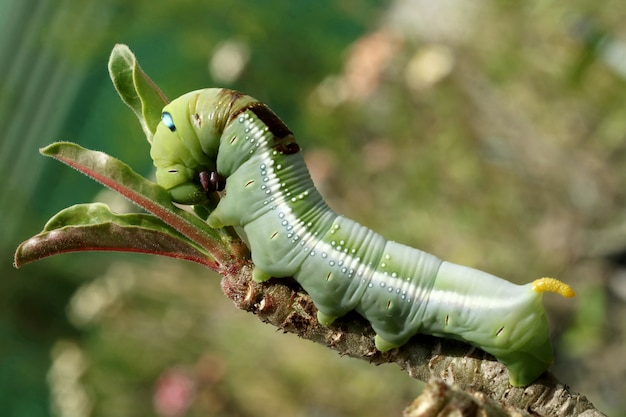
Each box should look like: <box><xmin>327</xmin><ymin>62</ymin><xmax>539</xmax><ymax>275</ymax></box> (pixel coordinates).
<box><xmin>107</xmin><ymin>44</ymin><xmax>169</xmax><ymax>142</ymax></box>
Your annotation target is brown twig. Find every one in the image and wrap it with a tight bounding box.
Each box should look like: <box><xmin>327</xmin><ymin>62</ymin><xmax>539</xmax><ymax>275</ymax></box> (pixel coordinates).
<box><xmin>220</xmin><ymin>263</ymin><xmax>606</xmax><ymax>417</ymax></box>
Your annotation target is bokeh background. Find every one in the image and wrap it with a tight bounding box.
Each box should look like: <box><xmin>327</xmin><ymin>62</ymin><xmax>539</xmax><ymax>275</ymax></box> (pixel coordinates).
<box><xmin>2</xmin><ymin>0</ymin><xmax>625</xmax><ymax>415</ymax></box>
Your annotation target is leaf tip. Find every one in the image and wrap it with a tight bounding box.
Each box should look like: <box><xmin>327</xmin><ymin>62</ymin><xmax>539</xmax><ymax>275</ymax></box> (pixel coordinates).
<box><xmin>39</xmin><ymin>141</ymin><xmax>76</xmax><ymax>157</ymax></box>
<box><xmin>13</xmin><ymin>240</ymin><xmax>33</xmax><ymax>269</ymax></box>
<box><xmin>39</xmin><ymin>143</ymin><xmax>56</xmax><ymax>156</ymax></box>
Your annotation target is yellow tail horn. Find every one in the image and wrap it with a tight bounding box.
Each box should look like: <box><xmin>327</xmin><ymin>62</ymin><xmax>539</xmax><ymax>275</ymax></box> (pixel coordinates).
<box><xmin>532</xmin><ymin>277</ymin><xmax>576</xmax><ymax>298</ymax></box>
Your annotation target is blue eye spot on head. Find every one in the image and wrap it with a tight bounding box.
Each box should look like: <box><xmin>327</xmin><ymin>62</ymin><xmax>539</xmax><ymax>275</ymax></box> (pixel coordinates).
<box><xmin>162</xmin><ymin>112</ymin><xmax>176</xmax><ymax>132</ymax></box>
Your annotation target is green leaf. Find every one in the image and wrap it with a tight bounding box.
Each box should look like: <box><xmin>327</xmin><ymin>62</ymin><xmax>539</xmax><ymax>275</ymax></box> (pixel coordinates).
<box><xmin>38</xmin><ymin>142</ymin><xmax>247</xmax><ymax>269</ymax></box>
<box><xmin>14</xmin><ymin>203</ymin><xmax>217</xmax><ymax>269</ymax></box>
<box><xmin>108</xmin><ymin>43</ymin><xmax>169</xmax><ymax>143</ymax></box>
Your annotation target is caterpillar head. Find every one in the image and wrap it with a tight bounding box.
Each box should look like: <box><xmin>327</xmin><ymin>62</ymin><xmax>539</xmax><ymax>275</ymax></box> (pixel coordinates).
<box><xmin>150</xmin><ymin>89</ymin><xmax>262</xmax><ymax>204</ymax></box>
<box><xmin>150</xmin><ymin>90</ymin><xmax>221</xmax><ymax>204</ymax></box>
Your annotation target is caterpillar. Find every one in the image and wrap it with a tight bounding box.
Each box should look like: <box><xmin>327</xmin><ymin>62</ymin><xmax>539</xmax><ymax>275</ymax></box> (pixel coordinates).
<box><xmin>150</xmin><ymin>88</ymin><xmax>575</xmax><ymax>387</ymax></box>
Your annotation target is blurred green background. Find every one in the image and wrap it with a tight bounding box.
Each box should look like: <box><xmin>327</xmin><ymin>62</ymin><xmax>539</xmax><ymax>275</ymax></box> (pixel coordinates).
<box><xmin>2</xmin><ymin>0</ymin><xmax>626</xmax><ymax>415</ymax></box>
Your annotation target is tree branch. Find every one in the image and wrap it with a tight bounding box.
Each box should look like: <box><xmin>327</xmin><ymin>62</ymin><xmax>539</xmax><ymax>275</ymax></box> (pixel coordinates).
<box><xmin>220</xmin><ymin>264</ymin><xmax>606</xmax><ymax>417</ymax></box>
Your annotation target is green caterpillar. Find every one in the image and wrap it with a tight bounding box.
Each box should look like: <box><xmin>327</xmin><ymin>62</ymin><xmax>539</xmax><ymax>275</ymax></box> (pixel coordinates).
<box><xmin>150</xmin><ymin>88</ymin><xmax>575</xmax><ymax>386</ymax></box>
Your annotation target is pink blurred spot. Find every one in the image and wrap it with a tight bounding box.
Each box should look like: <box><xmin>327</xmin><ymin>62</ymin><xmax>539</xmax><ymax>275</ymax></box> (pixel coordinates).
<box><xmin>153</xmin><ymin>368</ymin><xmax>196</xmax><ymax>417</ymax></box>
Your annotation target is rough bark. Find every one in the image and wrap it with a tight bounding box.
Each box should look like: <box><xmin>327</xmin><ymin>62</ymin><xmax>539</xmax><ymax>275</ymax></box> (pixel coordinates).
<box><xmin>221</xmin><ymin>263</ymin><xmax>606</xmax><ymax>417</ymax></box>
